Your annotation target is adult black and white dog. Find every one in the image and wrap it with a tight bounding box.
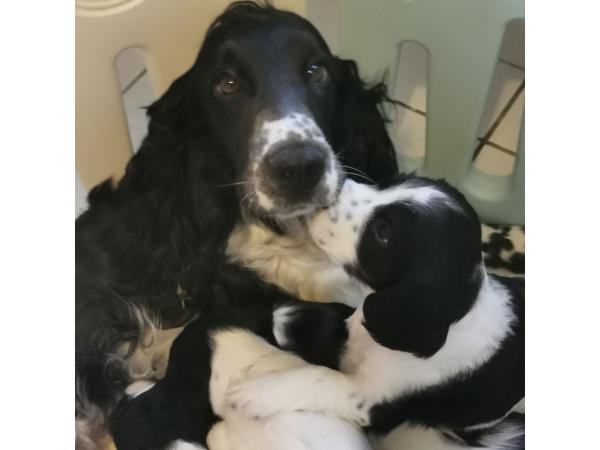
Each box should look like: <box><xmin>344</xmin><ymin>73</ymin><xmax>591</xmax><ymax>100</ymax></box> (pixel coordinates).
<box><xmin>75</xmin><ymin>2</ymin><xmax>399</xmax><ymax>447</ymax></box>
<box><xmin>225</xmin><ymin>176</ymin><xmax>525</xmax><ymax>450</ymax></box>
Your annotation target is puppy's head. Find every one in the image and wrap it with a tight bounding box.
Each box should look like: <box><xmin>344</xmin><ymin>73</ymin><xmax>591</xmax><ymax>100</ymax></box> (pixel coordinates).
<box><xmin>308</xmin><ymin>176</ymin><xmax>484</xmax><ymax>357</ymax></box>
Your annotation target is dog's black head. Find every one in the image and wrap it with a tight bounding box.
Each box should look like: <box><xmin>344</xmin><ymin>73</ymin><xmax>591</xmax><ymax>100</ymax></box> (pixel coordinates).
<box><xmin>129</xmin><ymin>1</ymin><xmax>397</xmax><ymax>222</ymax></box>
<box><xmin>309</xmin><ymin>176</ymin><xmax>484</xmax><ymax>357</ymax></box>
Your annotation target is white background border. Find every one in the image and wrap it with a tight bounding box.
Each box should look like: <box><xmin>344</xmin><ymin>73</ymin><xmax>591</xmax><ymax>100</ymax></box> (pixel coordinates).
<box><xmin>2</xmin><ymin>1</ymin><xmax>600</xmax><ymax>448</ymax></box>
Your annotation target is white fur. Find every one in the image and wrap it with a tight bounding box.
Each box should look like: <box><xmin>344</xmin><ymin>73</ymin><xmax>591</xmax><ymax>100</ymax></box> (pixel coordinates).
<box><xmin>255</xmin><ymin>113</ymin><xmax>329</xmax><ymax>159</ymax></box>
<box><xmin>226</xmin><ymin>364</ymin><xmax>371</xmax><ymax>426</ymax></box>
<box><xmin>226</xmin><ymin>222</ymin><xmax>369</xmax><ymax>307</ymax></box>
<box><xmin>252</xmin><ymin>112</ymin><xmax>339</xmax><ymax>212</ymax></box>
<box><xmin>120</xmin><ymin>326</ymin><xmax>184</xmax><ymax>380</ymax></box>
<box><xmin>512</xmin><ymin>398</ymin><xmax>525</xmax><ymax>414</ymax></box>
<box><xmin>125</xmin><ymin>379</ymin><xmax>156</xmax><ymax>398</ymax></box>
<box><xmin>208</xmin><ymin>328</ymin><xmax>368</xmax><ymax>450</ymax></box>
<box><xmin>166</xmin><ymin>439</ymin><xmax>207</xmax><ymax>450</ymax></box>
<box><xmin>272</xmin><ymin>304</ymin><xmax>300</xmax><ymax>347</ymax></box>
<box><xmin>208</xmin><ymin>412</ymin><xmax>371</xmax><ymax>450</ymax></box>
<box><xmin>225</xmin><ymin>273</ymin><xmax>516</xmax><ymax>420</ymax></box>
<box><xmin>308</xmin><ymin>179</ymin><xmax>456</xmax><ymax>266</ymax></box>
<box><xmin>255</xmin><ymin>189</ymin><xmax>275</xmax><ymax>211</ymax></box>
<box><xmin>209</xmin><ymin>329</ymin><xmax>307</xmax><ymax>416</ymax></box>
<box><xmin>478</xmin><ymin>420</ymin><xmax>524</xmax><ymax>450</ymax></box>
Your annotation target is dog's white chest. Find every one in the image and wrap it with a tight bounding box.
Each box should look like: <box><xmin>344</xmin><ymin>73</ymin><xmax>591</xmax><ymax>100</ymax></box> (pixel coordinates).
<box><xmin>226</xmin><ymin>223</ymin><xmax>368</xmax><ymax>307</ymax></box>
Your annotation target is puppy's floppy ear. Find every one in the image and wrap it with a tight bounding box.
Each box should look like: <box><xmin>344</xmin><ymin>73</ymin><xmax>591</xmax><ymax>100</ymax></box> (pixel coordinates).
<box><xmin>332</xmin><ymin>59</ymin><xmax>399</xmax><ymax>183</ymax></box>
<box><xmin>362</xmin><ymin>267</ymin><xmax>482</xmax><ymax>358</ymax></box>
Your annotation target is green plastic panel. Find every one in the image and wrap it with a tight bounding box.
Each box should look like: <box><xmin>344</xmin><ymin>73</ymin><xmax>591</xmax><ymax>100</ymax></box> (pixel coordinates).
<box><xmin>337</xmin><ymin>0</ymin><xmax>524</xmax><ymax>225</ymax></box>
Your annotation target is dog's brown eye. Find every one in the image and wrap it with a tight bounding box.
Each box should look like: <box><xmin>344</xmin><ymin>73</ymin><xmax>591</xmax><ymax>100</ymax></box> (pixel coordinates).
<box><xmin>372</xmin><ymin>219</ymin><xmax>392</xmax><ymax>245</ymax></box>
<box><xmin>216</xmin><ymin>73</ymin><xmax>240</xmax><ymax>96</ymax></box>
<box><xmin>306</xmin><ymin>64</ymin><xmax>328</xmax><ymax>84</ymax></box>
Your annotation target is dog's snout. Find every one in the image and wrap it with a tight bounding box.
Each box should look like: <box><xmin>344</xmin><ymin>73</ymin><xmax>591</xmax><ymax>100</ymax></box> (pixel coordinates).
<box><xmin>265</xmin><ymin>144</ymin><xmax>328</xmax><ymax>192</ymax></box>
<box><xmin>251</xmin><ymin>112</ymin><xmax>340</xmax><ymax>214</ymax></box>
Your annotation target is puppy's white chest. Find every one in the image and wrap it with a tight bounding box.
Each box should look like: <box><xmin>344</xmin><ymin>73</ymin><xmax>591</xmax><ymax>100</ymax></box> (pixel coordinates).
<box><xmin>341</xmin><ymin>279</ymin><xmax>517</xmax><ymax>403</ymax></box>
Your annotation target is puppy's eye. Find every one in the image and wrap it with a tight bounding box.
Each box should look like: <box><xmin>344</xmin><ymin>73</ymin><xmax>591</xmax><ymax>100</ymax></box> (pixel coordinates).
<box><xmin>306</xmin><ymin>64</ymin><xmax>329</xmax><ymax>84</ymax></box>
<box><xmin>216</xmin><ymin>73</ymin><xmax>240</xmax><ymax>96</ymax></box>
<box><xmin>372</xmin><ymin>219</ymin><xmax>392</xmax><ymax>245</ymax></box>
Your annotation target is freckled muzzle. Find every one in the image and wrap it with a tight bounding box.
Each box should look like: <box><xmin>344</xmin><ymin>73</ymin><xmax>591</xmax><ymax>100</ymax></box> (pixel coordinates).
<box><xmin>249</xmin><ymin>113</ymin><xmax>342</xmax><ymax>218</ymax></box>
<box><xmin>308</xmin><ymin>179</ymin><xmax>378</xmax><ymax>265</ymax></box>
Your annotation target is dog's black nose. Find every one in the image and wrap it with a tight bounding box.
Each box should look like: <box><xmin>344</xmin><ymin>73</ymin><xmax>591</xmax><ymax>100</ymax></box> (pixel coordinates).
<box><xmin>264</xmin><ymin>144</ymin><xmax>327</xmax><ymax>196</ymax></box>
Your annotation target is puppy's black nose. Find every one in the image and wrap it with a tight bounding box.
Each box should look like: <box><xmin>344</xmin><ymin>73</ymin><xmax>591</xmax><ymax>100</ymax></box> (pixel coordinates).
<box><xmin>264</xmin><ymin>144</ymin><xmax>327</xmax><ymax>196</ymax></box>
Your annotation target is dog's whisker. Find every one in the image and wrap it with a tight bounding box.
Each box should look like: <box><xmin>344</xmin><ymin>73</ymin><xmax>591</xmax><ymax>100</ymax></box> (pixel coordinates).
<box><xmin>218</xmin><ymin>181</ymin><xmax>250</xmax><ymax>189</ymax></box>
<box><xmin>342</xmin><ymin>170</ymin><xmax>375</xmax><ymax>184</ymax></box>
<box><xmin>340</xmin><ymin>165</ymin><xmax>371</xmax><ymax>178</ymax></box>
<box><xmin>340</xmin><ymin>165</ymin><xmax>375</xmax><ymax>184</ymax></box>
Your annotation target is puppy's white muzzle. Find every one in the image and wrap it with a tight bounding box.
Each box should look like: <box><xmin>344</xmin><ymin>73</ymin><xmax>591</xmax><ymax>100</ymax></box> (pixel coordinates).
<box><xmin>308</xmin><ymin>179</ymin><xmax>379</xmax><ymax>265</ymax></box>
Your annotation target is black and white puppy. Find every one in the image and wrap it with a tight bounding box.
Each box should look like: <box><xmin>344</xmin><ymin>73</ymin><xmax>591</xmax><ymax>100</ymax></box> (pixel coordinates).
<box><xmin>227</xmin><ymin>176</ymin><xmax>525</xmax><ymax>449</ymax></box>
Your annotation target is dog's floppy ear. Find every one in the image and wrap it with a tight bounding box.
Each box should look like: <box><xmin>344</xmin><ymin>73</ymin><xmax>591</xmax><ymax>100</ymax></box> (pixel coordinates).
<box><xmin>332</xmin><ymin>58</ymin><xmax>399</xmax><ymax>183</ymax></box>
<box><xmin>116</xmin><ymin>68</ymin><xmax>237</xmax><ymax>293</ymax></box>
<box><xmin>146</xmin><ymin>69</ymin><xmax>199</xmax><ymax>138</ymax></box>
<box><xmin>123</xmin><ymin>68</ymin><xmax>209</xmax><ymax>192</ymax></box>
<box><xmin>362</xmin><ymin>266</ymin><xmax>482</xmax><ymax>358</ymax></box>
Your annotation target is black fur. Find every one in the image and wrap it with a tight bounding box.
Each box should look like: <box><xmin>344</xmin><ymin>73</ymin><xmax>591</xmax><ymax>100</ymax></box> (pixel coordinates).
<box><xmin>75</xmin><ymin>0</ymin><xmax>398</xmax><ymax>441</ymax></box>
<box><xmin>276</xmin><ymin>301</ymin><xmax>354</xmax><ymax>369</ymax></box>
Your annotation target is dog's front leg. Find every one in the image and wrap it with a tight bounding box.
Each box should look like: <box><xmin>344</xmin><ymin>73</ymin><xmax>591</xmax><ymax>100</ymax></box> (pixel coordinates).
<box><xmin>225</xmin><ymin>365</ymin><xmax>370</xmax><ymax>426</ymax></box>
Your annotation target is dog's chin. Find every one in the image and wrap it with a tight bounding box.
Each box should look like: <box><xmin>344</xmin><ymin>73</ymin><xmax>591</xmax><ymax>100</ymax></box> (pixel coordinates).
<box><xmin>241</xmin><ymin>171</ymin><xmax>345</xmax><ymax>226</ymax></box>
<box><xmin>264</xmin><ymin>197</ymin><xmax>333</xmax><ymax>222</ymax></box>
<box><xmin>269</xmin><ymin>185</ymin><xmax>343</xmax><ymax>221</ymax></box>
<box><xmin>272</xmin><ymin>205</ymin><xmax>318</xmax><ymax>220</ymax></box>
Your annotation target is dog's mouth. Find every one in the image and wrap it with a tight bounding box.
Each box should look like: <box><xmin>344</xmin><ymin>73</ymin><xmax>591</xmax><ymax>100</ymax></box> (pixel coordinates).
<box><xmin>243</xmin><ymin>112</ymin><xmax>344</xmax><ymax>220</ymax></box>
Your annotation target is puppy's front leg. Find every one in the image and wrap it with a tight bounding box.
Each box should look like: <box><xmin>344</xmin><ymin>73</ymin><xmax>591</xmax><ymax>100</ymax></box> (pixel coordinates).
<box><xmin>226</xmin><ymin>366</ymin><xmax>370</xmax><ymax>426</ymax></box>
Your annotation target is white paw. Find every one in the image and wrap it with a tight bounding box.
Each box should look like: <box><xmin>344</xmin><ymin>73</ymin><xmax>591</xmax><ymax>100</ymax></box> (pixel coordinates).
<box><xmin>226</xmin><ymin>376</ymin><xmax>277</xmax><ymax>420</ymax></box>
<box><xmin>225</xmin><ymin>371</ymin><xmax>371</xmax><ymax>427</ymax></box>
<box><xmin>341</xmin><ymin>392</ymin><xmax>371</xmax><ymax>427</ymax></box>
